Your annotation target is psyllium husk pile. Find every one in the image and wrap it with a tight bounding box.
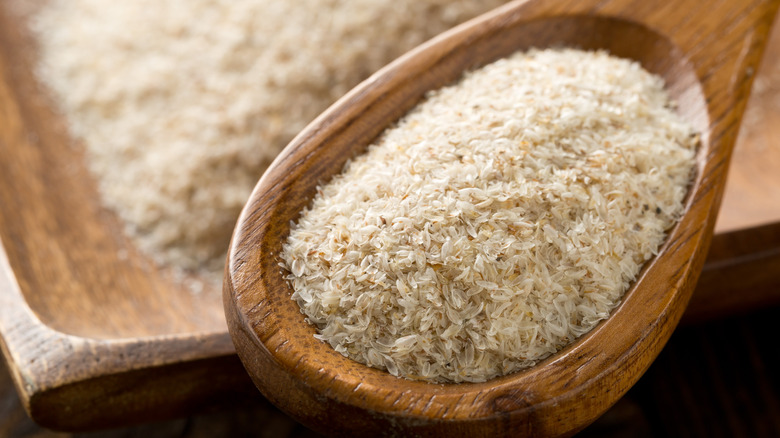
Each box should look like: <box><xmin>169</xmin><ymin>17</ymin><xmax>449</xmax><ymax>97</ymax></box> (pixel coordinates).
<box><xmin>282</xmin><ymin>49</ymin><xmax>698</xmax><ymax>383</ymax></box>
<box><xmin>30</xmin><ymin>0</ymin><xmax>509</xmax><ymax>278</ymax></box>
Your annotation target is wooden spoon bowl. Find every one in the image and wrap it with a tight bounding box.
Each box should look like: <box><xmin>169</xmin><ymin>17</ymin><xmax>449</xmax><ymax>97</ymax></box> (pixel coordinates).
<box><xmin>224</xmin><ymin>0</ymin><xmax>779</xmax><ymax>436</ymax></box>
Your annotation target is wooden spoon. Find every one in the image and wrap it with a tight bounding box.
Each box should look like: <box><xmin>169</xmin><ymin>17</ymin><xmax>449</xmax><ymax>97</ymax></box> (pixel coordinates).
<box><xmin>224</xmin><ymin>0</ymin><xmax>779</xmax><ymax>436</ymax></box>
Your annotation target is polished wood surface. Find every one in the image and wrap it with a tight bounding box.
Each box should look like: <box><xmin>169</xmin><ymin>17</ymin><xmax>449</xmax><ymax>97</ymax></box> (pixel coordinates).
<box><xmin>0</xmin><ymin>4</ymin><xmax>226</xmax><ymax>341</ymax></box>
<box><xmin>0</xmin><ymin>3</ymin><xmax>238</xmax><ymax>431</ymax></box>
<box><xmin>0</xmin><ymin>356</ymin><xmax>321</xmax><ymax>438</ymax></box>
<box><xmin>2</xmin><ymin>0</ymin><xmax>780</xmax><ymax>434</ymax></box>
<box><xmin>225</xmin><ymin>0</ymin><xmax>779</xmax><ymax>436</ymax></box>
<box><xmin>685</xmin><ymin>222</ymin><xmax>780</xmax><ymax>323</ymax></box>
<box><xmin>5</xmin><ymin>306</ymin><xmax>780</xmax><ymax>437</ymax></box>
<box><xmin>717</xmin><ymin>18</ymin><xmax>780</xmax><ymax>233</ymax></box>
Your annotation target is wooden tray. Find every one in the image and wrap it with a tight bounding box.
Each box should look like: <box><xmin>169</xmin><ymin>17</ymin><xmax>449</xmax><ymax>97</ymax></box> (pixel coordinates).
<box><xmin>1</xmin><ymin>3</ymin><xmax>779</xmax><ymax>432</ymax></box>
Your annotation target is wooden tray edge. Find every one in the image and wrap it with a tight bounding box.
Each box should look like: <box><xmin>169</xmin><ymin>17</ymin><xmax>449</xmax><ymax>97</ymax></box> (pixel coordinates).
<box><xmin>1</xmin><ymin>220</ymin><xmax>778</xmax><ymax>430</ymax></box>
<box><xmin>0</xmin><ymin>239</ymin><xmax>241</xmax><ymax>431</ymax></box>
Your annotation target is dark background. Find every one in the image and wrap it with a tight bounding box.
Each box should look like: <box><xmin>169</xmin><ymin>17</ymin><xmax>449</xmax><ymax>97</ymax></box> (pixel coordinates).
<box><xmin>3</xmin><ymin>305</ymin><xmax>779</xmax><ymax>437</ymax></box>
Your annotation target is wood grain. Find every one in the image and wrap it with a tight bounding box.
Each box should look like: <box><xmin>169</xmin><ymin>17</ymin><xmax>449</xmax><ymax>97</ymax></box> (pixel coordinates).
<box><xmin>225</xmin><ymin>0</ymin><xmax>780</xmax><ymax>436</ymax></box>
<box><xmin>0</xmin><ymin>1</ymin><xmax>225</xmax><ymax>341</ymax></box>
<box><xmin>1</xmin><ymin>0</ymin><xmax>780</xmax><ymax>433</ymax></box>
<box><xmin>684</xmin><ymin>222</ymin><xmax>780</xmax><ymax>323</ymax></box>
<box><xmin>717</xmin><ymin>16</ymin><xmax>780</xmax><ymax>233</ymax></box>
<box><xmin>4</xmin><ymin>301</ymin><xmax>780</xmax><ymax>437</ymax></box>
<box><xmin>0</xmin><ymin>3</ymin><xmax>240</xmax><ymax>431</ymax></box>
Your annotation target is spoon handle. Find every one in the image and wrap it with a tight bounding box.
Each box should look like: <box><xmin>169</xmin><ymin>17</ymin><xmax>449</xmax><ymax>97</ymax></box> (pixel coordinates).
<box><xmin>226</xmin><ymin>1</ymin><xmax>780</xmax><ymax>436</ymax></box>
<box><xmin>489</xmin><ymin>0</ymin><xmax>779</xmax><ymax>152</ymax></box>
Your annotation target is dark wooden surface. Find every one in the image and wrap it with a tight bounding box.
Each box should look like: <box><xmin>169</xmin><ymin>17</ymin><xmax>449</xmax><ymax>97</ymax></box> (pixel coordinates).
<box><xmin>3</xmin><ymin>304</ymin><xmax>779</xmax><ymax>438</ymax></box>
<box><xmin>3</xmin><ymin>0</ymin><xmax>780</xmax><ymax>436</ymax></box>
<box><xmin>2</xmin><ymin>0</ymin><xmax>780</xmax><ymax>431</ymax></box>
<box><xmin>0</xmin><ymin>355</ymin><xmax>320</xmax><ymax>438</ymax></box>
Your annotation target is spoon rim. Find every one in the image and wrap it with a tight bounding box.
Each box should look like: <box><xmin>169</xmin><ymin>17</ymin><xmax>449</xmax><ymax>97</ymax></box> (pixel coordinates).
<box><xmin>225</xmin><ymin>0</ymin><xmax>774</xmax><ymax>434</ymax></box>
